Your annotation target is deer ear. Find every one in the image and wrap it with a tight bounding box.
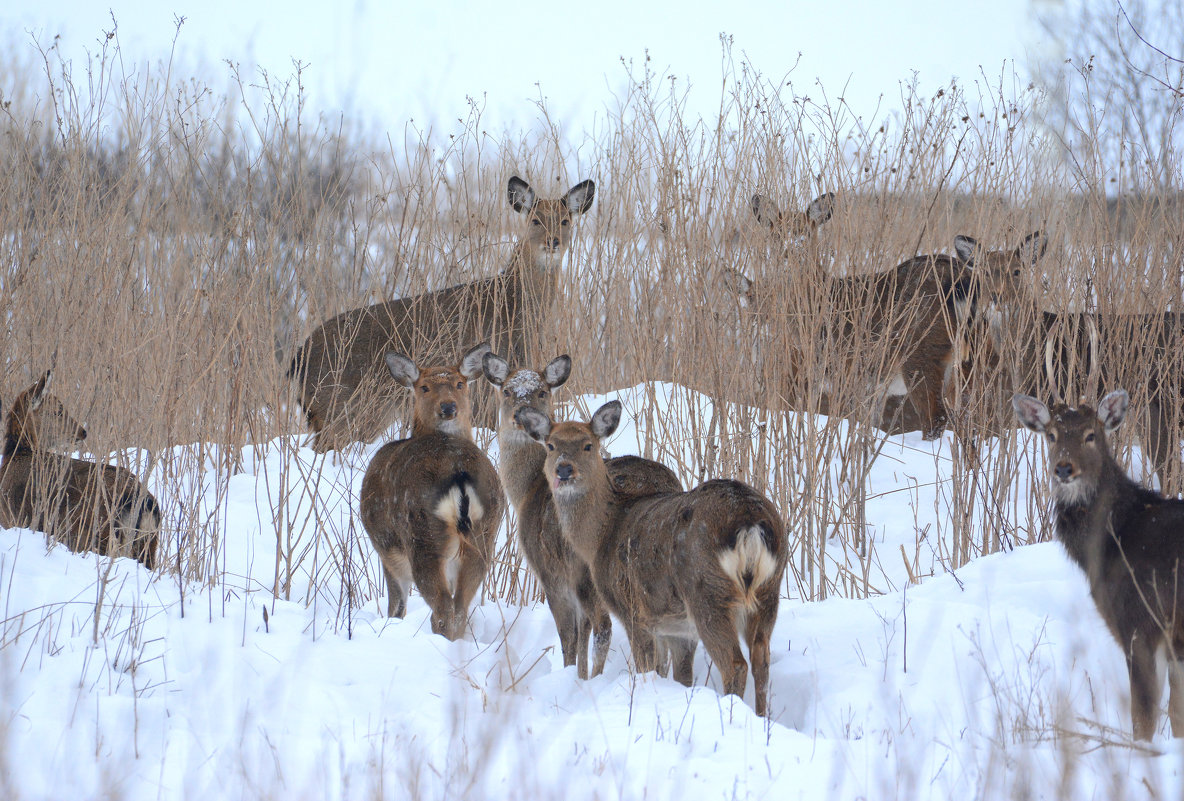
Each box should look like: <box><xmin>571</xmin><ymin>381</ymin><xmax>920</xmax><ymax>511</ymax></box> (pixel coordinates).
<box><xmin>805</xmin><ymin>192</ymin><xmax>835</xmax><ymax>226</ymax></box>
<box><xmin>722</xmin><ymin>268</ymin><xmax>753</xmax><ymax>298</ymax></box>
<box><xmin>507</xmin><ymin>176</ymin><xmax>536</xmax><ymax>213</ymax></box>
<box><xmin>1012</xmin><ymin>394</ymin><xmax>1051</xmax><ymax>433</ymax></box>
<box><xmin>590</xmin><ymin>400</ymin><xmax>622</xmax><ymax>440</ymax></box>
<box><xmin>459</xmin><ymin>343</ymin><xmax>491</xmax><ymax>380</ymax></box>
<box><xmin>543</xmin><ymin>355</ymin><xmax>572</xmax><ymax>388</ymax></box>
<box><xmin>750</xmin><ymin>194</ymin><xmax>780</xmax><ymax>227</ymax></box>
<box><xmin>954</xmin><ymin>235</ymin><xmax>979</xmax><ymax>265</ymax></box>
<box><xmin>385</xmin><ymin>353</ymin><xmax>419</xmax><ymax>387</ymax></box>
<box><xmin>514</xmin><ymin>406</ymin><xmax>551</xmax><ymax>443</ymax></box>
<box><xmin>1018</xmin><ymin>231</ymin><xmax>1048</xmax><ymax>266</ymax></box>
<box><xmin>564</xmin><ymin>180</ymin><xmax>595</xmax><ymax>215</ymax></box>
<box><xmin>482</xmin><ymin>351</ymin><xmax>510</xmax><ymax>386</ymax></box>
<box><xmin>29</xmin><ymin>370</ymin><xmax>53</xmax><ymax>411</ymax></box>
<box><xmin>1097</xmin><ymin>389</ymin><xmax>1129</xmax><ymax>431</ymax></box>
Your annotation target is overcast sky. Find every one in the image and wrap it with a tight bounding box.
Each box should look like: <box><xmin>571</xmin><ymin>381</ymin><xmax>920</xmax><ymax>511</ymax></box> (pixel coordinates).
<box><xmin>5</xmin><ymin>0</ymin><xmax>1051</xmax><ymax>138</ymax></box>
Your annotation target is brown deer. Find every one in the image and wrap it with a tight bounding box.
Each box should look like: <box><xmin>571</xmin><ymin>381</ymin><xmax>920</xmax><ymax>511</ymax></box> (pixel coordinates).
<box><xmin>516</xmin><ymin>400</ymin><xmax>787</xmax><ymax>717</ymax></box>
<box><xmin>1013</xmin><ymin>390</ymin><xmax>1184</xmax><ymax>740</ymax></box>
<box><xmin>289</xmin><ymin>176</ymin><xmax>595</xmax><ymax>452</ymax></box>
<box><xmin>0</xmin><ymin>370</ymin><xmax>161</xmax><ymax>569</ymax></box>
<box><xmin>965</xmin><ymin>232</ymin><xmax>1184</xmax><ymax>490</ymax></box>
<box><xmin>359</xmin><ymin>343</ymin><xmax>505</xmax><ymax>640</ymax></box>
<box><xmin>483</xmin><ymin>352</ymin><xmax>681</xmax><ymax>678</ymax></box>
<box><xmin>725</xmin><ymin>197</ymin><xmax>1003</xmax><ymax>439</ymax></box>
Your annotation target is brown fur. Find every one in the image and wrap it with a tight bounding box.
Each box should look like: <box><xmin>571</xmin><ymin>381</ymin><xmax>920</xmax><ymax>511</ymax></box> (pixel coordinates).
<box><xmin>359</xmin><ymin>344</ymin><xmax>505</xmax><ymax>640</ymax></box>
<box><xmin>0</xmin><ymin>371</ymin><xmax>161</xmax><ymax>569</ymax></box>
<box><xmin>484</xmin><ymin>352</ymin><xmax>681</xmax><ymax>678</ymax></box>
<box><xmin>1014</xmin><ymin>390</ymin><xmax>1184</xmax><ymax>740</ymax></box>
<box><xmin>517</xmin><ymin>400</ymin><xmax>786</xmax><ymax>717</ymax></box>
<box><xmin>967</xmin><ymin>234</ymin><xmax>1184</xmax><ymax>488</ymax></box>
<box><xmin>726</xmin><ymin>194</ymin><xmax>974</xmax><ymax>439</ymax></box>
<box><xmin>289</xmin><ymin>177</ymin><xmax>595</xmax><ymax>452</ymax></box>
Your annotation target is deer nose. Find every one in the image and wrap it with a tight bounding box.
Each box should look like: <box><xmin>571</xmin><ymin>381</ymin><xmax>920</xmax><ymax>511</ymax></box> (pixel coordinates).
<box><xmin>555</xmin><ymin>462</ymin><xmax>574</xmax><ymax>481</ymax></box>
<box><xmin>1054</xmin><ymin>462</ymin><xmax>1074</xmax><ymax>481</ymax></box>
<box><xmin>439</xmin><ymin>402</ymin><xmax>457</xmax><ymax>419</ymax></box>
<box><xmin>548</xmin><ymin>237</ymin><xmax>560</xmax><ymax>250</ymax></box>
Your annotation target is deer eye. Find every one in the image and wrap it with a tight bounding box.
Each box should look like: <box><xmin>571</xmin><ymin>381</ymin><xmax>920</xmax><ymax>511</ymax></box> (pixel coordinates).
<box><xmin>503</xmin><ymin>389</ymin><xmax>511</xmax><ymax>397</ymax></box>
<box><xmin>420</xmin><ymin>385</ymin><xmax>430</xmax><ymax>393</ymax></box>
<box><xmin>1046</xmin><ymin>431</ymin><xmax>1056</xmax><ymax>443</ymax></box>
<box><xmin>456</xmin><ymin>381</ymin><xmax>464</xmax><ymax>389</ymax></box>
<box><xmin>583</xmin><ymin>443</ymin><xmax>593</xmax><ymax>452</ymax></box>
<box><xmin>531</xmin><ymin>219</ymin><xmax>542</xmax><ymax>227</ymax></box>
<box><xmin>546</xmin><ymin>443</ymin><xmax>554</xmax><ymax>451</ymax></box>
<box><xmin>538</xmin><ymin>390</ymin><xmax>547</xmax><ymax>398</ymax></box>
<box><xmin>560</xmin><ymin>218</ymin><xmax>570</xmax><ymax>226</ymax></box>
<box><xmin>1012</xmin><ymin>269</ymin><xmax>1021</xmax><ymax>277</ymax></box>
<box><xmin>1084</xmin><ymin>431</ymin><xmax>1096</xmax><ymax>443</ymax></box>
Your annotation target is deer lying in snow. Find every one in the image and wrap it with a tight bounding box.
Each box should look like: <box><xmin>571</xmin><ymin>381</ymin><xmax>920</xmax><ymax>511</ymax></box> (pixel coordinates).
<box><xmin>517</xmin><ymin>400</ymin><xmax>787</xmax><ymax>716</ymax></box>
<box><xmin>359</xmin><ymin>343</ymin><xmax>505</xmax><ymax>640</ymax></box>
<box><xmin>483</xmin><ymin>352</ymin><xmax>681</xmax><ymax>678</ymax></box>
<box><xmin>1014</xmin><ymin>389</ymin><xmax>1184</xmax><ymax>740</ymax></box>
<box><xmin>0</xmin><ymin>370</ymin><xmax>161</xmax><ymax>569</ymax></box>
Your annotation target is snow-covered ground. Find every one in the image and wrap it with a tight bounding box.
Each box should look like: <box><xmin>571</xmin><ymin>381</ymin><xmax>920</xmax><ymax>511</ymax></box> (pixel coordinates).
<box><xmin>2</xmin><ymin>382</ymin><xmax>1183</xmax><ymax>800</ymax></box>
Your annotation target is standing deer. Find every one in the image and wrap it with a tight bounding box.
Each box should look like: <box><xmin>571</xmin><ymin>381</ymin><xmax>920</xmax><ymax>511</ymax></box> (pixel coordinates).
<box><xmin>967</xmin><ymin>232</ymin><xmax>1184</xmax><ymax>490</ymax></box>
<box><xmin>0</xmin><ymin>371</ymin><xmax>161</xmax><ymax>569</ymax></box>
<box><xmin>725</xmin><ymin>197</ymin><xmax>1010</xmax><ymax>439</ymax></box>
<box><xmin>289</xmin><ymin>176</ymin><xmax>595</xmax><ymax>452</ymax></box>
<box><xmin>1014</xmin><ymin>390</ymin><xmax>1184</xmax><ymax>740</ymax></box>
<box><xmin>359</xmin><ymin>343</ymin><xmax>505</xmax><ymax>640</ymax></box>
<box><xmin>516</xmin><ymin>400</ymin><xmax>787</xmax><ymax>717</ymax></box>
<box><xmin>483</xmin><ymin>352</ymin><xmax>680</xmax><ymax>678</ymax></box>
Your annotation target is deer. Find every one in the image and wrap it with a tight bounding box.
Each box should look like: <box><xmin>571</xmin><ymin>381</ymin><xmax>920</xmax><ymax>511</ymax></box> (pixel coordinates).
<box><xmin>1013</xmin><ymin>389</ymin><xmax>1184</xmax><ymax>740</ymax></box>
<box><xmin>482</xmin><ymin>352</ymin><xmax>681</xmax><ymax>678</ymax></box>
<box><xmin>516</xmin><ymin>400</ymin><xmax>787</xmax><ymax>717</ymax></box>
<box><xmin>724</xmin><ymin>195</ymin><xmax>1014</xmax><ymax>439</ymax></box>
<box><xmin>358</xmin><ymin>342</ymin><xmax>505</xmax><ymax>641</ymax></box>
<box><xmin>964</xmin><ymin>232</ymin><xmax>1184</xmax><ymax>490</ymax></box>
<box><xmin>0</xmin><ymin>370</ymin><xmax>161</xmax><ymax>569</ymax></box>
<box><xmin>289</xmin><ymin>176</ymin><xmax>596</xmax><ymax>453</ymax></box>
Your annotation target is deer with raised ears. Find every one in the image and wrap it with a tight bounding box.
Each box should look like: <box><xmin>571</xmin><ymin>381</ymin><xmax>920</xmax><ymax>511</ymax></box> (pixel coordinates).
<box><xmin>483</xmin><ymin>352</ymin><xmax>681</xmax><ymax>678</ymax></box>
<box><xmin>288</xmin><ymin>176</ymin><xmax>595</xmax><ymax>453</ymax></box>
<box><xmin>963</xmin><ymin>230</ymin><xmax>1184</xmax><ymax>491</ymax></box>
<box><xmin>359</xmin><ymin>343</ymin><xmax>505</xmax><ymax>640</ymax></box>
<box><xmin>1013</xmin><ymin>390</ymin><xmax>1184</xmax><ymax>740</ymax></box>
<box><xmin>516</xmin><ymin>400</ymin><xmax>786</xmax><ymax>717</ymax></box>
<box><xmin>0</xmin><ymin>370</ymin><xmax>161</xmax><ymax>569</ymax></box>
<box><xmin>726</xmin><ymin>196</ymin><xmax>992</xmax><ymax>439</ymax></box>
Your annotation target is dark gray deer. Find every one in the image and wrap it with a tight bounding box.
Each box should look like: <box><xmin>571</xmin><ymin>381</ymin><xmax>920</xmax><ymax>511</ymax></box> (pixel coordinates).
<box><xmin>359</xmin><ymin>343</ymin><xmax>505</xmax><ymax>640</ymax></box>
<box><xmin>483</xmin><ymin>352</ymin><xmax>681</xmax><ymax>678</ymax></box>
<box><xmin>517</xmin><ymin>400</ymin><xmax>787</xmax><ymax>716</ymax></box>
<box><xmin>1014</xmin><ymin>390</ymin><xmax>1184</xmax><ymax>740</ymax></box>
<box><xmin>0</xmin><ymin>370</ymin><xmax>161</xmax><ymax>569</ymax></box>
<box><xmin>289</xmin><ymin>176</ymin><xmax>595</xmax><ymax>452</ymax></box>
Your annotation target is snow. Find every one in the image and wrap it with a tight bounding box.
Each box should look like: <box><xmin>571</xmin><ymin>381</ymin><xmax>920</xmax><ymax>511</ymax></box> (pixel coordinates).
<box><xmin>3</xmin><ymin>381</ymin><xmax>1184</xmax><ymax>800</ymax></box>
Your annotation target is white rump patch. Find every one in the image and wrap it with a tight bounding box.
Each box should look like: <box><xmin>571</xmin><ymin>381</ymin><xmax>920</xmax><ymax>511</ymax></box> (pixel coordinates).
<box><xmin>884</xmin><ymin>373</ymin><xmax>908</xmax><ymax>398</ymax></box>
<box><xmin>717</xmin><ymin>525</ymin><xmax>777</xmax><ymax>609</ymax></box>
<box><xmin>433</xmin><ymin>482</ymin><xmax>486</xmax><ymax>529</ymax></box>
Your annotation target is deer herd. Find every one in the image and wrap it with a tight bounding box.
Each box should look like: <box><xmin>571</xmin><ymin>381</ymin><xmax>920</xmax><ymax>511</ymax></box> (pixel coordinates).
<box><xmin>6</xmin><ymin>175</ymin><xmax>1184</xmax><ymax>737</ymax></box>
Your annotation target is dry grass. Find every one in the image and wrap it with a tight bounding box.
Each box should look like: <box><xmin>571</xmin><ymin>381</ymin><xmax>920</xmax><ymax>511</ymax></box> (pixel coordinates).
<box><xmin>0</xmin><ymin>31</ymin><xmax>1181</xmax><ymax>612</ymax></box>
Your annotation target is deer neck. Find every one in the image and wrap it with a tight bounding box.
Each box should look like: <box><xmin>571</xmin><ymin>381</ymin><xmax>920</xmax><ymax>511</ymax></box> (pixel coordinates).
<box><xmin>496</xmin><ymin>422</ymin><xmax>545</xmax><ymax>508</ymax></box>
<box><xmin>1053</xmin><ymin>459</ymin><xmax>1133</xmax><ymax>576</ymax></box>
<box><xmin>410</xmin><ymin>418</ymin><xmax>473</xmax><ymax>441</ymax></box>
<box><xmin>503</xmin><ymin>240</ymin><xmax>560</xmax><ymax>309</ymax></box>
<box><xmin>550</xmin><ymin>468</ymin><xmax>617</xmax><ymax>568</ymax></box>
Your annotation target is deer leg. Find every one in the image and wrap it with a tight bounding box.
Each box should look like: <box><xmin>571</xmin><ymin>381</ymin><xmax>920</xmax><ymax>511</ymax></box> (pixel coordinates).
<box><xmin>450</xmin><ymin>539</ymin><xmax>491</xmax><ymax>641</ymax></box>
<box><xmin>694</xmin><ymin>606</ymin><xmax>748</xmax><ymax>701</ymax></box>
<box><xmin>575</xmin><ymin>569</ymin><xmax>611</xmax><ymax>679</ymax></box>
<box><xmin>1128</xmin><ymin>637</ymin><xmax>1165</xmax><ymax>741</ymax></box>
<box><xmin>625</xmin><ymin>625</ymin><xmax>658</xmax><ymax>675</ymax></box>
<box><xmin>667</xmin><ymin>638</ymin><xmax>697</xmax><ymax>687</ymax></box>
<box><xmin>913</xmin><ymin>360</ymin><xmax>948</xmax><ymax>441</ymax></box>
<box><xmin>745</xmin><ymin>589</ymin><xmax>778</xmax><ymax>717</ymax></box>
<box><xmin>1168</xmin><ymin>656</ymin><xmax>1184</xmax><ymax>737</ymax></box>
<box><xmin>542</xmin><ymin>582</ymin><xmax>581</xmax><ymax>673</ymax></box>
<box><xmin>1144</xmin><ymin>396</ymin><xmax>1176</xmax><ymax>492</ymax></box>
<box><xmin>378</xmin><ymin>548</ymin><xmax>413</xmax><ymax>618</ymax></box>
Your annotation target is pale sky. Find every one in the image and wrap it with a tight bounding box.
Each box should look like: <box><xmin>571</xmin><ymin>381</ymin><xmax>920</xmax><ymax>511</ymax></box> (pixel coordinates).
<box><xmin>6</xmin><ymin>0</ymin><xmax>1049</xmax><ymax>137</ymax></box>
